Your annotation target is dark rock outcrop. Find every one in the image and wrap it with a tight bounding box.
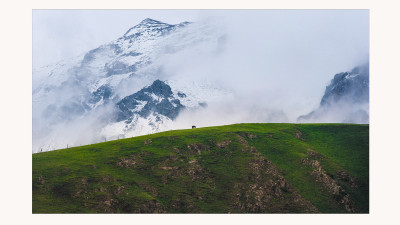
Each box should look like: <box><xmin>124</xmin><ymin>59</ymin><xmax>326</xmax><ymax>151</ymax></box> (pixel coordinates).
<box><xmin>116</xmin><ymin>80</ymin><xmax>185</xmax><ymax>122</ymax></box>
<box><xmin>298</xmin><ymin>63</ymin><xmax>369</xmax><ymax>123</ymax></box>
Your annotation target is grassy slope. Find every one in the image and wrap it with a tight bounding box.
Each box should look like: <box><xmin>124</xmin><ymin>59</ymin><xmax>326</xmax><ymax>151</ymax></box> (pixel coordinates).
<box><xmin>32</xmin><ymin>123</ymin><xmax>369</xmax><ymax>213</ymax></box>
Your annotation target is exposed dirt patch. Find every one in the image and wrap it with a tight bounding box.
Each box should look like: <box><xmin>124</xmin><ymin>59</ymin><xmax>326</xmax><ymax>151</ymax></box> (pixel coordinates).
<box><xmin>103</xmin><ymin>199</ymin><xmax>116</xmax><ymax>208</ymax></box>
<box><xmin>252</xmin><ymin>158</ymin><xmax>280</xmax><ymax>177</ymax></box>
<box><xmin>188</xmin><ymin>159</ymin><xmax>197</xmax><ymax>164</ymax></box>
<box><xmin>137</xmin><ymin>183</ymin><xmax>159</xmax><ymax>197</ymax></box>
<box><xmin>160</xmin><ymin>166</ymin><xmax>175</xmax><ymax>170</ymax></box>
<box><xmin>289</xmin><ymin>191</ymin><xmax>320</xmax><ymax>212</ymax></box>
<box><xmin>250</xmin><ymin>146</ymin><xmax>258</xmax><ymax>154</ymax></box>
<box><xmin>160</xmin><ymin>158</ymin><xmax>212</xmax><ymax>184</ymax></box>
<box><xmin>236</xmin><ymin>134</ymin><xmax>249</xmax><ymax>147</ymax></box>
<box><xmin>231</xmin><ymin>143</ymin><xmax>318</xmax><ymax>213</ymax></box>
<box><xmin>237</xmin><ymin>134</ymin><xmax>259</xmax><ymax>155</ymax></box>
<box><xmin>71</xmin><ymin>177</ymin><xmax>89</xmax><ymax>198</ymax></box>
<box><xmin>157</xmin><ymin>155</ymin><xmax>181</xmax><ymax>177</ymax></box>
<box><xmin>173</xmin><ymin>147</ymin><xmax>183</xmax><ymax>154</ymax></box>
<box><xmin>301</xmin><ymin>157</ymin><xmax>356</xmax><ymax>212</ymax></box>
<box><xmin>232</xmin><ymin>165</ymin><xmax>317</xmax><ymax>212</ymax></box>
<box><xmin>216</xmin><ymin>140</ymin><xmax>232</xmax><ymax>148</ymax></box>
<box><xmin>186</xmin><ymin>159</ymin><xmax>207</xmax><ymax>181</ymax></box>
<box><xmin>95</xmin><ymin>184</ymin><xmax>165</xmax><ymax>213</ymax></box>
<box><xmin>170</xmin><ymin>195</ymin><xmax>196</xmax><ymax>212</ymax></box>
<box><xmin>93</xmin><ymin>176</ymin><xmax>117</xmax><ymax>195</ymax></box>
<box><xmin>266</xmin><ymin>133</ymin><xmax>274</xmax><ymax>138</ymax></box>
<box><xmin>38</xmin><ymin>175</ymin><xmax>45</xmax><ymax>185</ymax></box>
<box><xmin>101</xmin><ymin>176</ymin><xmax>114</xmax><ymax>183</ymax></box>
<box><xmin>99</xmin><ymin>186</ymin><xmax>108</xmax><ymax>193</ymax></box>
<box><xmin>337</xmin><ymin>171</ymin><xmax>359</xmax><ymax>188</ymax></box>
<box><xmin>247</xmin><ymin>133</ymin><xmax>257</xmax><ymax>139</ymax></box>
<box><xmin>135</xmin><ymin>199</ymin><xmax>167</xmax><ymax>213</ymax></box>
<box><xmin>115</xmin><ymin>186</ymin><xmax>125</xmax><ymax>195</ymax></box>
<box><xmin>117</xmin><ymin>158</ymin><xmax>139</xmax><ymax>168</ymax></box>
<box><xmin>116</xmin><ymin>154</ymin><xmax>144</xmax><ymax>168</ymax></box>
<box><xmin>99</xmin><ymin>196</ymin><xmax>118</xmax><ymax>213</ymax></box>
<box><xmin>294</xmin><ymin>131</ymin><xmax>303</xmax><ymax>139</ymax></box>
<box><xmin>160</xmin><ymin>166</ymin><xmax>184</xmax><ymax>184</ymax></box>
<box><xmin>81</xmin><ymin>177</ymin><xmax>88</xmax><ymax>186</ymax></box>
<box><xmin>307</xmin><ymin>149</ymin><xmax>324</xmax><ymax>159</ymax></box>
<box><xmin>156</xmin><ymin>154</ymin><xmax>214</xmax><ymax>190</ymax></box>
<box><xmin>187</xmin><ymin>143</ymin><xmax>209</xmax><ymax>155</ymax></box>
<box><xmin>144</xmin><ymin>139</ymin><xmax>152</xmax><ymax>145</ymax></box>
<box><xmin>169</xmin><ymin>155</ymin><xmax>180</xmax><ymax>162</ymax></box>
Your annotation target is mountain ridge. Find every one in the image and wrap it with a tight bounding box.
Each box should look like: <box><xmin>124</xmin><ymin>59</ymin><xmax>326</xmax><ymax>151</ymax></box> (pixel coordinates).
<box><xmin>298</xmin><ymin>63</ymin><xmax>369</xmax><ymax>123</ymax></box>
<box><xmin>32</xmin><ymin>18</ymin><xmax>369</xmax><ymax>152</ymax></box>
<box><xmin>32</xmin><ymin>18</ymin><xmax>227</xmax><ymax>152</ymax></box>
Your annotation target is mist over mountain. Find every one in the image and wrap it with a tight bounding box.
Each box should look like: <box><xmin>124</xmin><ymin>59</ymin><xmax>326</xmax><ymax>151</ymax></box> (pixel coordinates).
<box><xmin>32</xmin><ymin>16</ymin><xmax>369</xmax><ymax>152</ymax></box>
<box><xmin>33</xmin><ymin>18</ymin><xmax>232</xmax><ymax>152</ymax></box>
<box><xmin>297</xmin><ymin>64</ymin><xmax>369</xmax><ymax>124</ymax></box>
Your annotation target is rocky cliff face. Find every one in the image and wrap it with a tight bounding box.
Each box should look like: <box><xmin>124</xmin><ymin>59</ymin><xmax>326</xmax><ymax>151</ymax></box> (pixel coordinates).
<box><xmin>32</xmin><ymin>18</ymin><xmax>227</xmax><ymax>152</ymax></box>
<box><xmin>320</xmin><ymin>64</ymin><xmax>369</xmax><ymax>107</ymax></box>
<box><xmin>32</xmin><ymin>17</ymin><xmax>369</xmax><ymax>152</ymax></box>
<box><xmin>116</xmin><ymin>80</ymin><xmax>185</xmax><ymax>122</ymax></box>
<box><xmin>298</xmin><ymin>63</ymin><xmax>369</xmax><ymax>123</ymax></box>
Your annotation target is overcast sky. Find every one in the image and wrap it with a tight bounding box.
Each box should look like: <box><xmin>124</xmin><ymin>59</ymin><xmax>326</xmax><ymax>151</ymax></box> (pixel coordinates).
<box><xmin>33</xmin><ymin>10</ymin><xmax>368</xmax><ymax>69</ymax></box>
<box><xmin>32</xmin><ymin>10</ymin><xmax>369</xmax><ymax>119</ymax></box>
<box><xmin>33</xmin><ymin>10</ymin><xmax>208</xmax><ymax>67</ymax></box>
<box><xmin>32</xmin><ymin>10</ymin><xmax>369</xmax><ymax>151</ymax></box>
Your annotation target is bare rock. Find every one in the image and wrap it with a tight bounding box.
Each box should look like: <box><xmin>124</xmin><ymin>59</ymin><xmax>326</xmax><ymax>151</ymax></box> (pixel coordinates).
<box><xmin>144</xmin><ymin>139</ymin><xmax>152</xmax><ymax>145</ymax></box>
<box><xmin>216</xmin><ymin>140</ymin><xmax>231</xmax><ymax>148</ymax></box>
<box><xmin>302</xmin><ymin>156</ymin><xmax>356</xmax><ymax>212</ymax></box>
<box><xmin>116</xmin><ymin>186</ymin><xmax>125</xmax><ymax>195</ymax></box>
<box><xmin>117</xmin><ymin>158</ymin><xmax>138</xmax><ymax>168</ymax></box>
<box><xmin>294</xmin><ymin>131</ymin><xmax>303</xmax><ymax>139</ymax></box>
<box><xmin>337</xmin><ymin>170</ymin><xmax>359</xmax><ymax>188</ymax></box>
<box><xmin>231</xmin><ymin>154</ymin><xmax>317</xmax><ymax>213</ymax></box>
<box><xmin>38</xmin><ymin>175</ymin><xmax>45</xmax><ymax>185</ymax></box>
<box><xmin>307</xmin><ymin>150</ymin><xmax>324</xmax><ymax>159</ymax></box>
<box><xmin>138</xmin><ymin>199</ymin><xmax>167</xmax><ymax>213</ymax></box>
<box><xmin>247</xmin><ymin>133</ymin><xmax>257</xmax><ymax>139</ymax></box>
<box><xmin>236</xmin><ymin>134</ymin><xmax>249</xmax><ymax>146</ymax></box>
<box><xmin>187</xmin><ymin>143</ymin><xmax>209</xmax><ymax>155</ymax></box>
<box><xmin>160</xmin><ymin>166</ymin><xmax>174</xmax><ymax>170</ymax></box>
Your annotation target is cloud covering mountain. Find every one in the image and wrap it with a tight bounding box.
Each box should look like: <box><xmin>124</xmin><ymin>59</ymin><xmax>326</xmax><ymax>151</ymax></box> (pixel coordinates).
<box><xmin>298</xmin><ymin>63</ymin><xmax>369</xmax><ymax>123</ymax></box>
<box><xmin>33</xmin><ymin>12</ymin><xmax>369</xmax><ymax>152</ymax></box>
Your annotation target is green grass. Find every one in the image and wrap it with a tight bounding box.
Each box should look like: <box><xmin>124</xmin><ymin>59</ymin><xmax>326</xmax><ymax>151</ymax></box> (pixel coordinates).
<box><xmin>32</xmin><ymin>123</ymin><xmax>369</xmax><ymax>213</ymax></box>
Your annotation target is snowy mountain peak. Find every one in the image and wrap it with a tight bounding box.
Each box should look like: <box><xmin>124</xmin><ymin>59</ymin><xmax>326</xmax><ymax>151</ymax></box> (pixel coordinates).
<box><xmin>297</xmin><ymin>63</ymin><xmax>369</xmax><ymax>124</ymax></box>
<box><xmin>33</xmin><ymin>18</ymin><xmax>227</xmax><ymax>152</ymax></box>
<box><xmin>123</xmin><ymin>18</ymin><xmax>174</xmax><ymax>37</ymax></box>
<box><xmin>320</xmin><ymin>63</ymin><xmax>369</xmax><ymax>107</ymax></box>
<box><xmin>122</xmin><ymin>18</ymin><xmax>191</xmax><ymax>38</ymax></box>
<box><xmin>116</xmin><ymin>79</ymin><xmax>185</xmax><ymax>122</ymax></box>
<box><xmin>139</xmin><ymin>18</ymin><xmax>165</xmax><ymax>25</ymax></box>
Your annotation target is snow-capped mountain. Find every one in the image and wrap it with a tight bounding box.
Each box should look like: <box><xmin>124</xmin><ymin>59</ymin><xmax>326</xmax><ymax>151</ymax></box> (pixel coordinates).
<box><xmin>116</xmin><ymin>80</ymin><xmax>185</xmax><ymax>122</ymax></box>
<box><xmin>297</xmin><ymin>63</ymin><xmax>369</xmax><ymax>123</ymax></box>
<box><xmin>32</xmin><ymin>17</ymin><xmax>369</xmax><ymax>152</ymax></box>
<box><xmin>32</xmin><ymin>18</ymin><xmax>230</xmax><ymax>152</ymax></box>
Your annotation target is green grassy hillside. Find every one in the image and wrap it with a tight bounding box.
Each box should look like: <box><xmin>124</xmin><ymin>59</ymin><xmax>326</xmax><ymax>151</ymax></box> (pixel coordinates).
<box><xmin>32</xmin><ymin>123</ymin><xmax>369</xmax><ymax>213</ymax></box>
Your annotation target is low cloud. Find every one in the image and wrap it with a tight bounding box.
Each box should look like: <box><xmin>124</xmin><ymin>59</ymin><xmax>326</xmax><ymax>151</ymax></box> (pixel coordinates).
<box><xmin>32</xmin><ymin>10</ymin><xmax>369</xmax><ymax>152</ymax></box>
